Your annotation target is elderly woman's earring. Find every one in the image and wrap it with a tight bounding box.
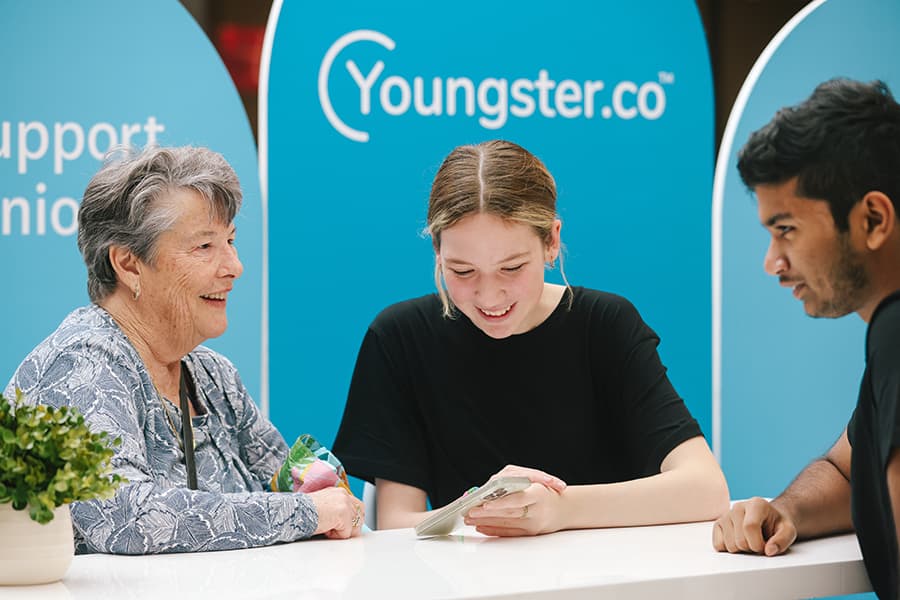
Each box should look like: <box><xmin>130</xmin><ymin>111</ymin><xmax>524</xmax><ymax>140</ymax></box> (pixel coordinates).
<box><xmin>133</xmin><ymin>283</ymin><xmax>141</xmax><ymax>300</ymax></box>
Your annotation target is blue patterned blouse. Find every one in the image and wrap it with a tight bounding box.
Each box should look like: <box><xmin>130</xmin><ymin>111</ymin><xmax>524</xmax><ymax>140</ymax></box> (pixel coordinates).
<box><xmin>4</xmin><ymin>304</ymin><xmax>318</xmax><ymax>554</ymax></box>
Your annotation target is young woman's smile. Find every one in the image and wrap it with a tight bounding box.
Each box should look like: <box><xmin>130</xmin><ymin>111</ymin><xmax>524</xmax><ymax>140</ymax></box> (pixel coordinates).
<box><xmin>438</xmin><ymin>212</ymin><xmax>559</xmax><ymax>339</ymax></box>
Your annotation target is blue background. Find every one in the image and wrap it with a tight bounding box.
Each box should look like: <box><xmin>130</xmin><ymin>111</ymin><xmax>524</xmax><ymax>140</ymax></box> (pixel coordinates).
<box><xmin>265</xmin><ymin>1</ymin><xmax>714</xmax><ymax>495</ymax></box>
<box><xmin>0</xmin><ymin>1</ymin><xmax>263</xmax><ymax>400</ymax></box>
<box><xmin>0</xmin><ymin>1</ymin><xmax>888</xmax><ymax>594</ymax></box>
<box><xmin>719</xmin><ymin>0</ymin><xmax>900</xmax><ymax>507</ymax></box>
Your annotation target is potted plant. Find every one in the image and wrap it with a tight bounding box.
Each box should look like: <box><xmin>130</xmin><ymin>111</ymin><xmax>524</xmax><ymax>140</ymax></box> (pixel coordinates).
<box><xmin>0</xmin><ymin>389</ymin><xmax>124</xmax><ymax>586</ymax></box>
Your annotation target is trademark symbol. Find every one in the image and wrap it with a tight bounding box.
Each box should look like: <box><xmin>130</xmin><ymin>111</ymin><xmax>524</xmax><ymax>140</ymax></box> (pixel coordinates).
<box><xmin>658</xmin><ymin>71</ymin><xmax>675</xmax><ymax>85</ymax></box>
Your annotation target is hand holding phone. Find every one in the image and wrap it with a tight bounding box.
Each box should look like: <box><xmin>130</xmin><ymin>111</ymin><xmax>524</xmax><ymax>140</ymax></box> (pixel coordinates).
<box><xmin>414</xmin><ymin>476</ymin><xmax>531</xmax><ymax>537</ymax></box>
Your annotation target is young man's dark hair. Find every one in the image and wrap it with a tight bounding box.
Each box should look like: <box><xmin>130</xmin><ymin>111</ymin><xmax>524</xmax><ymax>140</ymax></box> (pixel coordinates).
<box><xmin>737</xmin><ymin>78</ymin><xmax>900</xmax><ymax>231</ymax></box>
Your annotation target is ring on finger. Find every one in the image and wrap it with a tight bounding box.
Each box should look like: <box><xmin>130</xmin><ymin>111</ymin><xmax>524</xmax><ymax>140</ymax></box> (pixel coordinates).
<box><xmin>521</xmin><ymin>504</ymin><xmax>529</xmax><ymax>519</ymax></box>
<box><xmin>351</xmin><ymin>506</ymin><xmax>362</xmax><ymax>528</ymax></box>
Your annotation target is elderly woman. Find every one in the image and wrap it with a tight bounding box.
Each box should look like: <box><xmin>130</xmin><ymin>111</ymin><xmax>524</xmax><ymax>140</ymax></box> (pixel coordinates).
<box><xmin>4</xmin><ymin>145</ymin><xmax>363</xmax><ymax>553</ymax></box>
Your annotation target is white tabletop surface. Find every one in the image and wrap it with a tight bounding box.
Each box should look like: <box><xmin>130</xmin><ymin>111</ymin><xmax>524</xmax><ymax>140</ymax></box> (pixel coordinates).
<box><xmin>0</xmin><ymin>521</ymin><xmax>871</xmax><ymax>600</ymax></box>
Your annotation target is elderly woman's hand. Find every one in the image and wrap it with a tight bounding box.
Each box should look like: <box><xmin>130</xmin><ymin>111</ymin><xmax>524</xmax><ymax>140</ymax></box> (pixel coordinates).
<box><xmin>309</xmin><ymin>487</ymin><xmax>365</xmax><ymax>539</ymax></box>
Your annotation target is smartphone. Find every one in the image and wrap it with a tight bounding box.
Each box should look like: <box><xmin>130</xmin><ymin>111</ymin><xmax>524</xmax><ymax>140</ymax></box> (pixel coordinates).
<box><xmin>414</xmin><ymin>476</ymin><xmax>531</xmax><ymax>537</ymax></box>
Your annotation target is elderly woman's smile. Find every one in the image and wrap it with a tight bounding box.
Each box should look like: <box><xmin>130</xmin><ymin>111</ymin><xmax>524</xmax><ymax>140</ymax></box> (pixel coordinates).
<box><xmin>133</xmin><ymin>189</ymin><xmax>243</xmax><ymax>353</ymax></box>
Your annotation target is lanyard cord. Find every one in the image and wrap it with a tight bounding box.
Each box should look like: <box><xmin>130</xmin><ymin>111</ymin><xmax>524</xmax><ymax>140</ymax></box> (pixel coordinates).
<box><xmin>179</xmin><ymin>362</ymin><xmax>198</xmax><ymax>490</ymax></box>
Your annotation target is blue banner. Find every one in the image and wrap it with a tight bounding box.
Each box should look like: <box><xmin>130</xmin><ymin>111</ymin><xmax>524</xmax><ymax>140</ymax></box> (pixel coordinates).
<box><xmin>0</xmin><ymin>1</ymin><xmax>262</xmax><ymax>400</ymax></box>
<box><xmin>716</xmin><ymin>0</ymin><xmax>900</xmax><ymax>500</ymax></box>
<box><xmin>263</xmin><ymin>1</ymin><xmax>714</xmax><ymax>473</ymax></box>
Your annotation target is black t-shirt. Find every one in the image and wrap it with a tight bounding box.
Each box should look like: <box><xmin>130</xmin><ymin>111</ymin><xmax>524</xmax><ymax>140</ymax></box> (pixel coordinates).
<box><xmin>848</xmin><ymin>291</ymin><xmax>900</xmax><ymax>600</ymax></box>
<box><xmin>333</xmin><ymin>287</ymin><xmax>702</xmax><ymax>509</ymax></box>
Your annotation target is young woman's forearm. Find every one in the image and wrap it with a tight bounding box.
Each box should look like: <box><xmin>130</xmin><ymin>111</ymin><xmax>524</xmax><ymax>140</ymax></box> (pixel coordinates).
<box><xmin>557</xmin><ymin>466</ymin><xmax>729</xmax><ymax>530</ymax></box>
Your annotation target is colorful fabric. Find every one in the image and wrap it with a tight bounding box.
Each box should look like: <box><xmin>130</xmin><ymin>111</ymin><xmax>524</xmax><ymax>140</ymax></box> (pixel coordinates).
<box><xmin>271</xmin><ymin>434</ymin><xmax>351</xmax><ymax>494</ymax></box>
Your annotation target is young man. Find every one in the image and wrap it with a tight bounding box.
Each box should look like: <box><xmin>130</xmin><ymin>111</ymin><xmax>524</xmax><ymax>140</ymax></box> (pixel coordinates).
<box><xmin>712</xmin><ymin>78</ymin><xmax>900</xmax><ymax>600</ymax></box>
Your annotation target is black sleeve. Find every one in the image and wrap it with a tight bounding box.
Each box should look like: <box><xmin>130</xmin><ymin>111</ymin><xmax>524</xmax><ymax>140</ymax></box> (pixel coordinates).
<box><xmin>595</xmin><ymin>296</ymin><xmax>702</xmax><ymax>475</ymax></box>
<box><xmin>332</xmin><ymin>325</ymin><xmax>430</xmax><ymax>491</ymax></box>
<box><xmin>866</xmin><ymin>302</ymin><xmax>900</xmax><ymax>456</ymax></box>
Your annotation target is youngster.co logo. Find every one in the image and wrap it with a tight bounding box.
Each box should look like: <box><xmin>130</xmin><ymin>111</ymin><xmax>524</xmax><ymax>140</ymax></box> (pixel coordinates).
<box><xmin>318</xmin><ymin>29</ymin><xmax>675</xmax><ymax>143</ymax></box>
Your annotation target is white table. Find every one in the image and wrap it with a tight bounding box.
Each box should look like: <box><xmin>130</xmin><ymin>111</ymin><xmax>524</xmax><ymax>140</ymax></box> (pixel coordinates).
<box><xmin>1</xmin><ymin>521</ymin><xmax>871</xmax><ymax>600</ymax></box>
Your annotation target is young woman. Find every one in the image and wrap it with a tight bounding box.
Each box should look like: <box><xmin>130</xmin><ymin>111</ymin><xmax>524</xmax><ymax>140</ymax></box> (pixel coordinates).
<box><xmin>333</xmin><ymin>140</ymin><xmax>728</xmax><ymax>535</ymax></box>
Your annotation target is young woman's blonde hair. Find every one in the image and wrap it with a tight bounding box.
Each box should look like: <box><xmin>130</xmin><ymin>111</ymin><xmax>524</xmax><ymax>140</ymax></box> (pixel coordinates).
<box><xmin>425</xmin><ymin>140</ymin><xmax>570</xmax><ymax>316</ymax></box>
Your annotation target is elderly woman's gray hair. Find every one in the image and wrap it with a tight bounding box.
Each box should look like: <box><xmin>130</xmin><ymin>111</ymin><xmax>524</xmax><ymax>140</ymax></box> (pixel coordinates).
<box><xmin>77</xmin><ymin>145</ymin><xmax>242</xmax><ymax>302</ymax></box>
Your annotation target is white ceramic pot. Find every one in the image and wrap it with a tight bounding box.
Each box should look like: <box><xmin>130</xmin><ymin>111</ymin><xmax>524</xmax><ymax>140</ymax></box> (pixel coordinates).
<box><xmin>0</xmin><ymin>503</ymin><xmax>74</xmax><ymax>585</ymax></box>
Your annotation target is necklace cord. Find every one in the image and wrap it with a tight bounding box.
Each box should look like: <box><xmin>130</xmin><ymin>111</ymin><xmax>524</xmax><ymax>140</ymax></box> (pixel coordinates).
<box><xmin>179</xmin><ymin>362</ymin><xmax>198</xmax><ymax>490</ymax></box>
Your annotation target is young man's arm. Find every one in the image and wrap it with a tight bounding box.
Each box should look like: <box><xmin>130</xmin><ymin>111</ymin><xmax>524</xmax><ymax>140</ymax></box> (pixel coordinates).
<box><xmin>712</xmin><ymin>429</ymin><xmax>854</xmax><ymax>555</ymax></box>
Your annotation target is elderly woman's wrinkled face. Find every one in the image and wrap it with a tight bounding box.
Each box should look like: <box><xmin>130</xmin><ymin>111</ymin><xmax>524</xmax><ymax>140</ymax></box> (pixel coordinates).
<box><xmin>138</xmin><ymin>189</ymin><xmax>242</xmax><ymax>351</ymax></box>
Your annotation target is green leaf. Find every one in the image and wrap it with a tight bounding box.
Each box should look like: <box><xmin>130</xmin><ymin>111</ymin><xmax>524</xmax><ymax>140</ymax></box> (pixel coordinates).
<box><xmin>0</xmin><ymin>390</ymin><xmax>126</xmax><ymax>523</ymax></box>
